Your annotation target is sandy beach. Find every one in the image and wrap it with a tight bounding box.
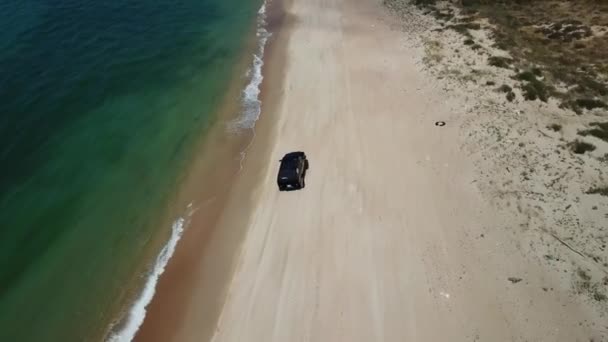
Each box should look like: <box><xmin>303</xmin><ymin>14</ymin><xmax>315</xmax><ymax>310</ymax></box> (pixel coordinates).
<box><xmin>136</xmin><ymin>0</ymin><xmax>608</xmax><ymax>340</ymax></box>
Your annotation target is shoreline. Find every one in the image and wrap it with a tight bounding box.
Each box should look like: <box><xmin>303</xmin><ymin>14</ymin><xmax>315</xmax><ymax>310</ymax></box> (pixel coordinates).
<box><xmin>104</xmin><ymin>44</ymin><xmax>255</xmax><ymax>342</ymax></box>
<box><xmin>97</xmin><ymin>17</ymin><xmax>266</xmax><ymax>341</ymax></box>
<box><xmin>126</xmin><ymin>0</ymin><xmax>292</xmax><ymax>341</ymax></box>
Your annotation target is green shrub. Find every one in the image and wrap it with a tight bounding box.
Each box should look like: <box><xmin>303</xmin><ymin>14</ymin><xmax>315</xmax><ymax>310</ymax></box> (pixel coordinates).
<box><xmin>579</xmin><ymin>122</ymin><xmax>608</xmax><ymax>142</ymax></box>
<box><xmin>569</xmin><ymin>140</ymin><xmax>596</xmax><ymax>154</ymax></box>
<box><xmin>517</xmin><ymin>71</ymin><xmax>537</xmax><ymax>82</ymax></box>
<box><xmin>516</xmin><ymin>71</ymin><xmax>549</xmax><ymax>102</ymax></box>
<box><xmin>506</xmin><ymin>91</ymin><xmax>516</xmax><ymax>102</ymax></box>
<box><xmin>575</xmin><ymin>99</ymin><xmax>607</xmax><ymax>110</ymax></box>
<box><xmin>586</xmin><ymin>187</ymin><xmax>608</xmax><ymax>196</ymax></box>
<box><xmin>488</xmin><ymin>56</ymin><xmax>512</xmax><ymax>68</ymax></box>
<box><xmin>497</xmin><ymin>84</ymin><xmax>512</xmax><ymax>92</ymax></box>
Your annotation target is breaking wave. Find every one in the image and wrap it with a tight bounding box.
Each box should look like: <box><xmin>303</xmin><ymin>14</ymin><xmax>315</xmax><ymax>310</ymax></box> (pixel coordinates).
<box><xmin>105</xmin><ymin>204</ymin><xmax>194</xmax><ymax>342</ymax></box>
<box><xmin>229</xmin><ymin>1</ymin><xmax>271</xmax><ymax>131</ymax></box>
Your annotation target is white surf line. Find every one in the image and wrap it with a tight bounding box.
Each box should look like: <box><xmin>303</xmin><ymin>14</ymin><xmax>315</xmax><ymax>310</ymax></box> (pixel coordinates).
<box><xmin>105</xmin><ymin>203</ymin><xmax>196</xmax><ymax>342</ymax></box>
<box><xmin>229</xmin><ymin>0</ymin><xmax>272</xmax><ymax>171</ymax></box>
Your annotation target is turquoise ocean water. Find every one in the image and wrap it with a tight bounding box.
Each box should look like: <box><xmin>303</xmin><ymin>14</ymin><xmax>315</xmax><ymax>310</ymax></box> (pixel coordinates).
<box><xmin>0</xmin><ymin>0</ymin><xmax>261</xmax><ymax>340</ymax></box>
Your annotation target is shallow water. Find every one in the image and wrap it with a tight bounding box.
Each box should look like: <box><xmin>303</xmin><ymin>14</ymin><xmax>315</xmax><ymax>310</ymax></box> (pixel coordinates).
<box><xmin>0</xmin><ymin>0</ymin><xmax>259</xmax><ymax>340</ymax></box>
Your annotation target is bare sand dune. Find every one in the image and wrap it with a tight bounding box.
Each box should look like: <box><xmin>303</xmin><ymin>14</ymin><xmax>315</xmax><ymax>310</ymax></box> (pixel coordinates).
<box><xmin>198</xmin><ymin>0</ymin><xmax>601</xmax><ymax>341</ymax></box>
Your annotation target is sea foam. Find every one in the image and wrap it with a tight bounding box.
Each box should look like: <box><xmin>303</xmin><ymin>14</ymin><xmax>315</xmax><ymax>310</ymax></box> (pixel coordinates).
<box><xmin>229</xmin><ymin>0</ymin><xmax>271</xmax><ymax>131</ymax></box>
<box><xmin>105</xmin><ymin>204</ymin><xmax>193</xmax><ymax>342</ymax></box>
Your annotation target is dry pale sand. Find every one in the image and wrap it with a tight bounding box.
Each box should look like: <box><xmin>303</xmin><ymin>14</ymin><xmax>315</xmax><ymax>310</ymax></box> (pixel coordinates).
<box><xmin>198</xmin><ymin>0</ymin><xmax>603</xmax><ymax>341</ymax></box>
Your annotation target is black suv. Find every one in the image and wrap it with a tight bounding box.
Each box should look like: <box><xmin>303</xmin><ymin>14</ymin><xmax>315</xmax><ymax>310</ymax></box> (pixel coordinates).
<box><xmin>277</xmin><ymin>151</ymin><xmax>309</xmax><ymax>191</ymax></box>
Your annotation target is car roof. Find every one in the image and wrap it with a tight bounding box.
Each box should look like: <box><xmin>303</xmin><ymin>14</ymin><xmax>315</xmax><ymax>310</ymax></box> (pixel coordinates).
<box><xmin>282</xmin><ymin>151</ymin><xmax>305</xmax><ymax>159</ymax></box>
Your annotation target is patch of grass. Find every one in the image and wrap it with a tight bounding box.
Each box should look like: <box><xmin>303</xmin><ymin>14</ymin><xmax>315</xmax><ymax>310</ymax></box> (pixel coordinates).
<box><xmin>462</xmin><ymin>8</ymin><xmax>477</xmax><ymax>15</ymax></box>
<box><xmin>457</xmin><ymin>16</ymin><xmax>477</xmax><ymax>23</ymax></box>
<box><xmin>506</xmin><ymin>91</ymin><xmax>516</xmax><ymax>102</ymax></box>
<box><xmin>450</xmin><ymin>0</ymin><xmax>608</xmax><ymax>110</ymax></box>
<box><xmin>547</xmin><ymin>123</ymin><xmax>562</xmax><ymax>132</ymax></box>
<box><xmin>579</xmin><ymin>122</ymin><xmax>608</xmax><ymax>143</ymax></box>
<box><xmin>399</xmin><ymin>0</ymin><xmax>608</xmax><ymax>112</ymax></box>
<box><xmin>446</xmin><ymin>22</ymin><xmax>481</xmax><ymax>37</ymax></box>
<box><xmin>569</xmin><ymin>140</ymin><xmax>596</xmax><ymax>154</ymax></box>
<box><xmin>497</xmin><ymin>84</ymin><xmax>512</xmax><ymax>93</ymax></box>
<box><xmin>575</xmin><ymin>98</ymin><xmax>608</xmax><ymax>110</ymax></box>
<box><xmin>492</xmin><ymin>37</ymin><xmax>509</xmax><ymax>51</ymax></box>
<box><xmin>413</xmin><ymin>0</ymin><xmax>437</xmax><ymax>7</ymax></box>
<box><xmin>593</xmin><ymin>290</ymin><xmax>607</xmax><ymax>302</ymax></box>
<box><xmin>517</xmin><ymin>71</ymin><xmax>537</xmax><ymax>82</ymax></box>
<box><xmin>496</xmin><ymin>84</ymin><xmax>516</xmax><ymax>101</ymax></box>
<box><xmin>592</xmin><ymin>122</ymin><xmax>608</xmax><ymax>130</ymax></box>
<box><xmin>459</xmin><ymin>73</ymin><xmax>478</xmax><ymax>83</ymax></box>
<box><xmin>572</xmin><ymin>268</ymin><xmax>608</xmax><ymax>302</ymax></box>
<box><xmin>535</xmin><ymin>20</ymin><xmax>592</xmax><ymax>41</ymax></box>
<box><xmin>455</xmin><ymin>22</ymin><xmax>481</xmax><ymax>30</ymax></box>
<box><xmin>578</xmin><ymin>268</ymin><xmax>592</xmax><ymax>281</ymax></box>
<box><xmin>577</xmin><ymin>78</ymin><xmax>608</xmax><ymax>96</ymax></box>
<box><xmin>521</xmin><ymin>81</ymin><xmax>549</xmax><ymax>102</ymax></box>
<box><xmin>508</xmin><ymin>277</ymin><xmax>522</xmax><ymax>283</ymax></box>
<box><xmin>488</xmin><ymin>56</ymin><xmax>512</xmax><ymax>68</ymax></box>
<box><xmin>434</xmin><ymin>10</ymin><xmax>455</xmax><ymax>22</ymax></box>
<box><xmin>516</xmin><ymin>71</ymin><xmax>550</xmax><ymax>102</ymax></box>
<box><xmin>586</xmin><ymin>187</ymin><xmax>608</xmax><ymax>196</ymax></box>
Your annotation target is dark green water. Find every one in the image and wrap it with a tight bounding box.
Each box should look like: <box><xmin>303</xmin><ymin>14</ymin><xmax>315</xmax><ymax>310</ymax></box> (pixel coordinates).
<box><xmin>0</xmin><ymin>0</ymin><xmax>260</xmax><ymax>340</ymax></box>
